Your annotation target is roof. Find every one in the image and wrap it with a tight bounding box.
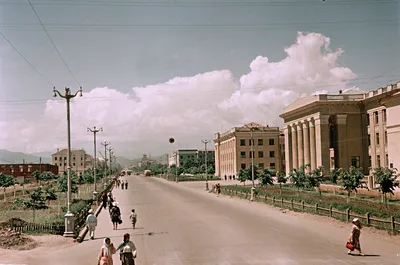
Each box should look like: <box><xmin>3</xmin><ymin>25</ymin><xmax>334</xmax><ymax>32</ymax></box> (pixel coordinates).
<box><xmin>283</xmin><ymin>95</ymin><xmax>320</xmax><ymax>113</ymax></box>
<box><xmin>52</xmin><ymin>148</ymin><xmax>87</xmax><ymax>156</ymax></box>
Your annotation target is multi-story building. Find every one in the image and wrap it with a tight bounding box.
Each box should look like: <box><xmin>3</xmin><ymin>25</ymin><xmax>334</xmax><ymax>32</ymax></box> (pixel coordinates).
<box><xmin>214</xmin><ymin>122</ymin><xmax>283</xmax><ymax>178</ymax></box>
<box><xmin>279</xmin><ymin>82</ymin><xmax>400</xmax><ymax>187</ymax></box>
<box><xmin>168</xmin><ymin>149</ymin><xmax>215</xmax><ymax>168</ymax></box>
<box><xmin>51</xmin><ymin>148</ymin><xmax>94</xmax><ymax>176</ymax></box>
<box><xmin>0</xmin><ymin>163</ymin><xmax>58</xmax><ymax>183</ymax></box>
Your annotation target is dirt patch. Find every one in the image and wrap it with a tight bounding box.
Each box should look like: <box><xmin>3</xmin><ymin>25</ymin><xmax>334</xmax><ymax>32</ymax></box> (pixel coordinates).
<box><xmin>0</xmin><ymin>228</ymin><xmax>37</xmax><ymax>250</ymax></box>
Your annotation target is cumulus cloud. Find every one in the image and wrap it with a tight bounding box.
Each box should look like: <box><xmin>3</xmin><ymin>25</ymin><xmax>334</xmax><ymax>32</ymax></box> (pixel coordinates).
<box><xmin>0</xmin><ymin>32</ymin><xmax>357</xmax><ymax>155</ymax></box>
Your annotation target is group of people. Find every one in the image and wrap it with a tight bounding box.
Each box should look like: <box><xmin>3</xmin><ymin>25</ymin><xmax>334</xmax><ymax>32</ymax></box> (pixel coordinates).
<box><xmin>116</xmin><ymin>179</ymin><xmax>128</xmax><ymax>190</ymax></box>
<box><xmin>98</xmin><ymin>233</ymin><xmax>138</xmax><ymax>265</ymax></box>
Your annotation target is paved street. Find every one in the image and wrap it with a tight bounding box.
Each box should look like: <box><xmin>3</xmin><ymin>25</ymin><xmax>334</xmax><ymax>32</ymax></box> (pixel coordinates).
<box><xmin>26</xmin><ymin>175</ymin><xmax>400</xmax><ymax>265</ymax></box>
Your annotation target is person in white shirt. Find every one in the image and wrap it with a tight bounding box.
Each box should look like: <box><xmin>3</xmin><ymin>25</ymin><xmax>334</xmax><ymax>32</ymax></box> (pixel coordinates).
<box><xmin>86</xmin><ymin>209</ymin><xmax>97</xmax><ymax>240</ymax></box>
<box><xmin>117</xmin><ymin>233</ymin><xmax>137</xmax><ymax>265</ymax></box>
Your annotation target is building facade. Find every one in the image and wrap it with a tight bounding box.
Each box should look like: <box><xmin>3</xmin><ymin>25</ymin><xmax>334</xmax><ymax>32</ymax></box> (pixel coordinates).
<box><xmin>0</xmin><ymin>163</ymin><xmax>58</xmax><ymax>183</ymax></box>
<box><xmin>279</xmin><ymin>82</ymin><xmax>400</xmax><ymax>186</ymax></box>
<box><xmin>51</xmin><ymin>148</ymin><xmax>94</xmax><ymax>175</ymax></box>
<box><xmin>168</xmin><ymin>149</ymin><xmax>215</xmax><ymax>168</ymax></box>
<box><xmin>214</xmin><ymin>122</ymin><xmax>283</xmax><ymax>178</ymax></box>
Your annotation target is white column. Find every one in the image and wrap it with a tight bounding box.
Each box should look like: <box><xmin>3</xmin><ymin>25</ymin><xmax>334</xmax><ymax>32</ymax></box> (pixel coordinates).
<box><xmin>378</xmin><ymin>110</ymin><xmax>386</xmax><ymax>167</ymax></box>
<box><xmin>309</xmin><ymin>119</ymin><xmax>316</xmax><ymax>170</ymax></box>
<box><xmin>303</xmin><ymin>121</ymin><xmax>310</xmax><ymax>169</ymax></box>
<box><xmin>291</xmin><ymin>125</ymin><xmax>298</xmax><ymax>169</ymax></box>
<box><xmin>284</xmin><ymin>125</ymin><xmax>291</xmax><ymax>174</ymax></box>
<box><xmin>315</xmin><ymin>114</ymin><xmax>330</xmax><ymax>173</ymax></box>
<box><xmin>297</xmin><ymin>123</ymin><xmax>304</xmax><ymax>167</ymax></box>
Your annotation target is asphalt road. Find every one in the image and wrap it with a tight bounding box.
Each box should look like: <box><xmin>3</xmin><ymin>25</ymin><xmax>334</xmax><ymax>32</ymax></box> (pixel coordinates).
<box><xmin>27</xmin><ymin>175</ymin><xmax>400</xmax><ymax>265</ymax></box>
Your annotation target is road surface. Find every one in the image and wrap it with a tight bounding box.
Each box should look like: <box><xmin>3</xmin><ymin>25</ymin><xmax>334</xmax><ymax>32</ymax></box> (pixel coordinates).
<box><xmin>25</xmin><ymin>175</ymin><xmax>400</xmax><ymax>265</ymax></box>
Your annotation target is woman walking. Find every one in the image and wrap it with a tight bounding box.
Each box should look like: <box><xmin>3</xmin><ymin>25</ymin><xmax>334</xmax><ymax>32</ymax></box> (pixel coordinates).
<box><xmin>347</xmin><ymin>218</ymin><xmax>364</xmax><ymax>256</ymax></box>
<box><xmin>117</xmin><ymin>233</ymin><xmax>137</xmax><ymax>265</ymax></box>
<box><xmin>110</xmin><ymin>202</ymin><xmax>122</xmax><ymax>230</ymax></box>
<box><xmin>98</xmin><ymin>237</ymin><xmax>116</xmax><ymax>265</ymax></box>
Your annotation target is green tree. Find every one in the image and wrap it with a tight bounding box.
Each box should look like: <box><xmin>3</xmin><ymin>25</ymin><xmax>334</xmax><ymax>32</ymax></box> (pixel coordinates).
<box><xmin>57</xmin><ymin>172</ymin><xmax>78</xmax><ymax>193</ymax></box>
<box><xmin>82</xmin><ymin>169</ymin><xmax>94</xmax><ymax>184</ymax></box>
<box><xmin>258</xmin><ymin>168</ymin><xmax>274</xmax><ymax>187</ymax></box>
<box><xmin>276</xmin><ymin>171</ymin><xmax>288</xmax><ymax>194</ymax></box>
<box><xmin>307</xmin><ymin>166</ymin><xmax>324</xmax><ymax>196</ymax></box>
<box><xmin>373</xmin><ymin>167</ymin><xmax>398</xmax><ymax>205</ymax></box>
<box><xmin>330</xmin><ymin>168</ymin><xmax>342</xmax><ymax>185</ymax></box>
<box><xmin>44</xmin><ymin>185</ymin><xmax>58</xmax><ymax>205</ymax></box>
<box><xmin>289</xmin><ymin>165</ymin><xmax>308</xmax><ymax>194</ymax></box>
<box><xmin>39</xmin><ymin>171</ymin><xmax>57</xmax><ymax>183</ymax></box>
<box><xmin>339</xmin><ymin>166</ymin><xmax>364</xmax><ymax>203</ymax></box>
<box><xmin>32</xmin><ymin>170</ymin><xmax>41</xmax><ymax>184</ymax></box>
<box><xmin>237</xmin><ymin>168</ymin><xmax>249</xmax><ymax>186</ymax></box>
<box><xmin>0</xmin><ymin>173</ymin><xmax>16</xmax><ymax>202</ymax></box>
<box><xmin>19</xmin><ymin>187</ymin><xmax>48</xmax><ymax>222</ymax></box>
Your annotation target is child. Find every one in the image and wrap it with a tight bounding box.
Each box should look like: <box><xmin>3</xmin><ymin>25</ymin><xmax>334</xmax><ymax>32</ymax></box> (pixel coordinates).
<box><xmin>129</xmin><ymin>209</ymin><xmax>137</xmax><ymax>229</ymax></box>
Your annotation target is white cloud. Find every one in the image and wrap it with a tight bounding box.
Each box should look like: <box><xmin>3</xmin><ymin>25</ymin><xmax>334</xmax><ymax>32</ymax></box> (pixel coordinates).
<box><xmin>0</xmin><ymin>32</ymin><xmax>357</xmax><ymax>155</ymax></box>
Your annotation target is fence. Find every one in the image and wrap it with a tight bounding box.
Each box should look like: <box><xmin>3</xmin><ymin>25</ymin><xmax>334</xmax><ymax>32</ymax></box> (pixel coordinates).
<box><xmin>155</xmin><ymin>174</ymin><xmax>221</xmax><ymax>182</ymax></box>
<box><xmin>10</xmin><ymin>218</ymin><xmax>64</xmax><ymax>235</ymax></box>
<box><xmin>221</xmin><ymin>187</ymin><xmax>400</xmax><ymax>234</ymax></box>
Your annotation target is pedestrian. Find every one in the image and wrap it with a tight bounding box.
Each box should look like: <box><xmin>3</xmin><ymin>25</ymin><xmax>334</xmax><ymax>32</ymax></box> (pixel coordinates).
<box><xmin>130</xmin><ymin>209</ymin><xmax>137</xmax><ymax>229</ymax></box>
<box><xmin>101</xmin><ymin>192</ymin><xmax>107</xmax><ymax>210</ymax></box>
<box><xmin>122</xmin><ymin>181</ymin><xmax>125</xmax><ymax>190</ymax></box>
<box><xmin>125</xmin><ymin>180</ymin><xmax>128</xmax><ymax>190</ymax></box>
<box><xmin>110</xmin><ymin>202</ymin><xmax>122</xmax><ymax>230</ymax></box>
<box><xmin>86</xmin><ymin>209</ymin><xmax>97</xmax><ymax>240</ymax></box>
<box><xmin>117</xmin><ymin>233</ymin><xmax>137</xmax><ymax>265</ymax></box>
<box><xmin>107</xmin><ymin>192</ymin><xmax>114</xmax><ymax>211</ymax></box>
<box><xmin>216</xmin><ymin>183</ymin><xmax>221</xmax><ymax>197</ymax></box>
<box><xmin>98</xmin><ymin>237</ymin><xmax>117</xmax><ymax>265</ymax></box>
<box><xmin>347</xmin><ymin>218</ymin><xmax>364</xmax><ymax>256</ymax></box>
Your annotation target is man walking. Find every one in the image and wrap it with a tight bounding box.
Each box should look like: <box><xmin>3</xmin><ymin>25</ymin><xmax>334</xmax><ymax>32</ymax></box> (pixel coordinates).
<box><xmin>86</xmin><ymin>209</ymin><xmax>98</xmax><ymax>240</ymax></box>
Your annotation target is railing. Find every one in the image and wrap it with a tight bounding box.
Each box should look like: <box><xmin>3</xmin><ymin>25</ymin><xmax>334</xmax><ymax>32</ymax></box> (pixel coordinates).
<box><xmin>221</xmin><ymin>187</ymin><xmax>400</xmax><ymax>234</ymax></box>
<box><xmin>10</xmin><ymin>218</ymin><xmax>64</xmax><ymax>235</ymax></box>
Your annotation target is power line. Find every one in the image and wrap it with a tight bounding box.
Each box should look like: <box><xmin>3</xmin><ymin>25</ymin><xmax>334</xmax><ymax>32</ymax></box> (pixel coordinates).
<box><xmin>27</xmin><ymin>0</ymin><xmax>81</xmax><ymax>87</ymax></box>
<box><xmin>0</xmin><ymin>30</ymin><xmax>54</xmax><ymax>86</ymax></box>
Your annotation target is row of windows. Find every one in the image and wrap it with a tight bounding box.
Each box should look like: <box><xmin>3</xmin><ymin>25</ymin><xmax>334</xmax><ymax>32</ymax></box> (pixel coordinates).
<box><xmin>367</xmin><ymin>132</ymin><xmax>388</xmax><ymax>146</ymax></box>
<box><xmin>240</xmin><ymin>163</ymin><xmax>275</xmax><ymax>170</ymax></box>
<box><xmin>55</xmin><ymin>163</ymin><xmax>84</xmax><ymax>167</ymax></box>
<box><xmin>239</xmin><ymin>139</ymin><xmax>275</xmax><ymax>146</ymax></box>
<box><xmin>240</xmin><ymin>151</ymin><xmax>275</xmax><ymax>158</ymax></box>
<box><xmin>54</xmin><ymin>156</ymin><xmax>84</xmax><ymax>161</ymax></box>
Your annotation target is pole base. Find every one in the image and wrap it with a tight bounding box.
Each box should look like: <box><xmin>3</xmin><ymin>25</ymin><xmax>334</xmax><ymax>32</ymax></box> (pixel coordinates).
<box><xmin>64</xmin><ymin>212</ymin><xmax>75</xmax><ymax>237</ymax></box>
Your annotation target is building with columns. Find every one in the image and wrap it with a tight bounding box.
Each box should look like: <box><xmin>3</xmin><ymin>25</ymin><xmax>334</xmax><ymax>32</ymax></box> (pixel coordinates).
<box><xmin>214</xmin><ymin>122</ymin><xmax>283</xmax><ymax>178</ymax></box>
<box><xmin>280</xmin><ymin>82</ymin><xmax>400</xmax><ymax>185</ymax></box>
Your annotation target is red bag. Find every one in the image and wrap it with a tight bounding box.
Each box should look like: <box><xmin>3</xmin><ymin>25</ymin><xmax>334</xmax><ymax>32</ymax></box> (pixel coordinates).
<box><xmin>346</xmin><ymin>242</ymin><xmax>355</xmax><ymax>251</ymax></box>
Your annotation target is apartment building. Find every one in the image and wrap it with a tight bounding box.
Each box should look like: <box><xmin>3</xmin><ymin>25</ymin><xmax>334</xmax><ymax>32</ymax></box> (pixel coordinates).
<box><xmin>214</xmin><ymin>122</ymin><xmax>283</xmax><ymax>178</ymax></box>
<box><xmin>51</xmin><ymin>148</ymin><xmax>94</xmax><ymax>176</ymax></box>
<box><xmin>168</xmin><ymin>149</ymin><xmax>215</xmax><ymax>168</ymax></box>
<box><xmin>0</xmin><ymin>163</ymin><xmax>58</xmax><ymax>183</ymax></box>
<box><xmin>279</xmin><ymin>81</ymin><xmax>400</xmax><ymax>187</ymax></box>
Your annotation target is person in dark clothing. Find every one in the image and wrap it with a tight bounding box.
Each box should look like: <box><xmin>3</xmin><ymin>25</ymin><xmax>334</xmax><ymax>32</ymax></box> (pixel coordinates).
<box><xmin>101</xmin><ymin>192</ymin><xmax>107</xmax><ymax>209</ymax></box>
<box><xmin>110</xmin><ymin>202</ymin><xmax>121</xmax><ymax>230</ymax></box>
<box><xmin>121</xmin><ymin>181</ymin><xmax>125</xmax><ymax>190</ymax></box>
<box><xmin>125</xmin><ymin>180</ymin><xmax>128</xmax><ymax>190</ymax></box>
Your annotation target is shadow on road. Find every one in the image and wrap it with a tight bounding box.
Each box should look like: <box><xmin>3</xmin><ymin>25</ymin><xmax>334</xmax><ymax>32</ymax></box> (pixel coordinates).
<box><xmin>349</xmin><ymin>253</ymin><xmax>381</xmax><ymax>257</ymax></box>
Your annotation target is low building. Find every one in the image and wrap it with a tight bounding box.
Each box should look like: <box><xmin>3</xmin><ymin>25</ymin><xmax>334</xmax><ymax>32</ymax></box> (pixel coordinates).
<box><xmin>279</xmin><ymin>82</ymin><xmax>400</xmax><ymax>187</ymax></box>
<box><xmin>0</xmin><ymin>163</ymin><xmax>58</xmax><ymax>183</ymax></box>
<box><xmin>214</xmin><ymin>122</ymin><xmax>283</xmax><ymax>178</ymax></box>
<box><xmin>51</xmin><ymin>148</ymin><xmax>93</xmax><ymax>176</ymax></box>
<box><xmin>168</xmin><ymin>149</ymin><xmax>215</xmax><ymax>168</ymax></box>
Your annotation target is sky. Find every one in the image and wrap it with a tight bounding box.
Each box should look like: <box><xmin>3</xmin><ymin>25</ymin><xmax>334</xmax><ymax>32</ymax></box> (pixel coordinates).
<box><xmin>0</xmin><ymin>0</ymin><xmax>400</xmax><ymax>158</ymax></box>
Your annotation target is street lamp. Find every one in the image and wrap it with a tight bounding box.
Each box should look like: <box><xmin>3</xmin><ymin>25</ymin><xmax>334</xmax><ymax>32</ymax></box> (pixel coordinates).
<box><xmin>101</xmin><ymin>141</ymin><xmax>109</xmax><ymax>181</ymax></box>
<box><xmin>201</xmin><ymin>140</ymin><xmax>210</xmax><ymax>191</ymax></box>
<box><xmin>87</xmin><ymin>126</ymin><xmax>102</xmax><ymax>201</ymax></box>
<box><xmin>53</xmin><ymin>86</ymin><xmax>82</xmax><ymax>237</ymax></box>
<box><xmin>168</xmin><ymin>138</ymin><xmax>178</xmax><ymax>183</ymax></box>
<box><xmin>244</xmin><ymin>124</ymin><xmax>258</xmax><ymax>202</ymax></box>
<box><xmin>108</xmin><ymin>147</ymin><xmax>114</xmax><ymax>176</ymax></box>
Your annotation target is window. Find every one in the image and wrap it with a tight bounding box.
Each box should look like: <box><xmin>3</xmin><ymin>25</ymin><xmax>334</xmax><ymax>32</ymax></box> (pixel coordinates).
<box><xmin>240</xmin><ymin>139</ymin><xmax>246</xmax><ymax>146</ymax></box>
<box><xmin>81</xmin><ymin>163</ymin><xmax>83</xmax><ymax>166</ymax></box>
<box><xmin>385</xmin><ymin>132</ymin><xmax>388</xmax><ymax>145</ymax></box>
<box><xmin>367</xmin><ymin>134</ymin><xmax>371</xmax><ymax>146</ymax></box>
<box><xmin>249</xmin><ymin>151</ymin><xmax>255</xmax><ymax>158</ymax></box>
<box><xmin>20</xmin><ymin>167</ymin><xmax>23</xmax><ymax>173</ymax></box>
<box><xmin>180</xmin><ymin>156</ymin><xmax>183</xmax><ymax>159</ymax></box>
<box><xmin>249</xmin><ymin>139</ymin><xmax>254</xmax><ymax>146</ymax></box>
<box><xmin>64</xmin><ymin>157</ymin><xmax>67</xmax><ymax>160</ymax></box>
<box><xmin>270</xmin><ymin>163</ymin><xmax>276</xmax><ymax>169</ymax></box>
<box><xmin>390</xmin><ymin>163</ymin><xmax>394</xmax><ymax>168</ymax></box>
<box><xmin>269</xmin><ymin>139</ymin><xmax>275</xmax><ymax>145</ymax></box>
<box><xmin>383</xmin><ymin>109</ymin><xmax>387</xmax><ymax>123</ymax></box>
<box><xmin>55</xmin><ymin>157</ymin><xmax>57</xmax><ymax>161</ymax></box>
<box><xmin>377</xmin><ymin>155</ymin><xmax>381</xmax><ymax>168</ymax></box>
<box><xmin>374</xmin><ymin>111</ymin><xmax>379</xmax><ymax>123</ymax></box>
<box><xmin>258</xmin><ymin>151</ymin><xmax>264</xmax><ymax>158</ymax></box>
<box><xmin>376</xmin><ymin>133</ymin><xmax>380</xmax><ymax>145</ymax></box>
<box><xmin>64</xmin><ymin>163</ymin><xmax>66</xmax><ymax>166</ymax></box>
<box><xmin>241</xmin><ymin>163</ymin><xmax>246</xmax><ymax>169</ymax></box>
<box><xmin>269</xmin><ymin>151</ymin><xmax>275</xmax><ymax>158</ymax></box>
<box><xmin>258</xmin><ymin>139</ymin><xmax>263</xmax><ymax>146</ymax></box>
<box><xmin>73</xmin><ymin>156</ymin><xmax>76</xmax><ymax>161</ymax></box>
<box><xmin>386</xmin><ymin>154</ymin><xmax>389</xmax><ymax>166</ymax></box>
<box><xmin>259</xmin><ymin>163</ymin><xmax>264</xmax><ymax>169</ymax></box>
<box><xmin>81</xmin><ymin>156</ymin><xmax>83</xmax><ymax>161</ymax></box>
<box><xmin>59</xmin><ymin>163</ymin><xmax>62</xmax><ymax>166</ymax></box>
<box><xmin>240</xmin><ymin>152</ymin><xmax>246</xmax><ymax>158</ymax></box>
<box><xmin>351</xmin><ymin>156</ymin><xmax>360</xmax><ymax>168</ymax></box>
<box><xmin>366</xmin><ymin>114</ymin><xmax>370</xmax><ymax>126</ymax></box>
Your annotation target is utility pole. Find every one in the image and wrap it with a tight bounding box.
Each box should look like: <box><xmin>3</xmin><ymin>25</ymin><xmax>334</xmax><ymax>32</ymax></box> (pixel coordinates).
<box><xmin>101</xmin><ymin>141</ymin><xmax>109</xmax><ymax>180</ymax></box>
<box><xmin>87</xmin><ymin>126</ymin><xmax>102</xmax><ymax>200</ymax></box>
<box><xmin>108</xmin><ymin>146</ymin><xmax>113</xmax><ymax>176</ymax></box>
<box><xmin>53</xmin><ymin>86</ymin><xmax>83</xmax><ymax>237</ymax></box>
<box><xmin>201</xmin><ymin>140</ymin><xmax>210</xmax><ymax>191</ymax></box>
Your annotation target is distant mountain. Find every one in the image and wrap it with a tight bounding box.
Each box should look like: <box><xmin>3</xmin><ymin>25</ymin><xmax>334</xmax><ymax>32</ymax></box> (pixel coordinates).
<box><xmin>115</xmin><ymin>156</ymin><xmax>137</xmax><ymax>168</ymax></box>
<box><xmin>0</xmin><ymin>149</ymin><xmax>51</xmax><ymax>164</ymax></box>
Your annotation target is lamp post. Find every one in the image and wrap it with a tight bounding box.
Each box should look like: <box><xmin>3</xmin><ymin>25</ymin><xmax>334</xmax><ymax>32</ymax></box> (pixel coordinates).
<box><xmin>168</xmin><ymin>138</ymin><xmax>178</xmax><ymax>182</ymax></box>
<box><xmin>108</xmin><ymin>147</ymin><xmax>113</xmax><ymax>176</ymax></box>
<box><xmin>244</xmin><ymin>124</ymin><xmax>257</xmax><ymax>202</ymax></box>
<box><xmin>201</xmin><ymin>140</ymin><xmax>210</xmax><ymax>190</ymax></box>
<box><xmin>53</xmin><ymin>86</ymin><xmax>82</xmax><ymax>237</ymax></box>
<box><xmin>101</xmin><ymin>141</ymin><xmax>109</xmax><ymax>181</ymax></box>
<box><xmin>87</xmin><ymin>126</ymin><xmax>102</xmax><ymax>201</ymax></box>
